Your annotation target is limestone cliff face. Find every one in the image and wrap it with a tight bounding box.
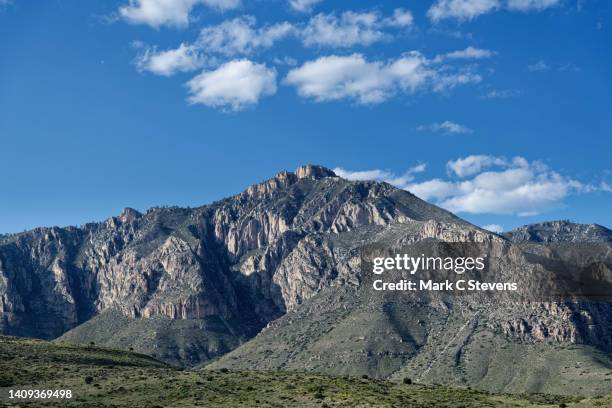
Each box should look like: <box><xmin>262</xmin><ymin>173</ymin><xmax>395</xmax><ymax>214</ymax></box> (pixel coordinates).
<box><xmin>0</xmin><ymin>165</ymin><xmax>457</xmax><ymax>340</ymax></box>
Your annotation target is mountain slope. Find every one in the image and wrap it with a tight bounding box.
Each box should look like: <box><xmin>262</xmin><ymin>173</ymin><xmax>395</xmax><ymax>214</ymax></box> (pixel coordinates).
<box><xmin>207</xmin><ymin>230</ymin><xmax>612</xmax><ymax>396</ymax></box>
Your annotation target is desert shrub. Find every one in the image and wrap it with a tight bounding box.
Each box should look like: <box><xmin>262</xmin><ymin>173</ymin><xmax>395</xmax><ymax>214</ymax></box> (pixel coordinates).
<box><xmin>0</xmin><ymin>375</ymin><xmax>15</xmax><ymax>387</ymax></box>
<box><xmin>84</xmin><ymin>376</ymin><xmax>94</xmax><ymax>384</ymax></box>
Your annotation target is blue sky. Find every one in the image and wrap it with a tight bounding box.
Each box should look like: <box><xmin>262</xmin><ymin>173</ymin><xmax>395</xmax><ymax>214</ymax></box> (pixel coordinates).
<box><xmin>0</xmin><ymin>0</ymin><xmax>610</xmax><ymax>234</ymax></box>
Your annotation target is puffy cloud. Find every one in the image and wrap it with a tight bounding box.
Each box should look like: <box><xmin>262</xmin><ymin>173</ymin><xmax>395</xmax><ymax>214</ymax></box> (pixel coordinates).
<box><xmin>446</xmin><ymin>155</ymin><xmax>509</xmax><ymax>177</ymax></box>
<box><xmin>408</xmin><ymin>179</ymin><xmax>460</xmax><ymax>201</ymax></box>
<box><xmin>417</xmin><ymin>121</ymin><xmax>473</xmax><ymax>135</ymax></box>
<box><xmin>136</xmin><ymin>8</ymin><xmax>414</xmax><ymax>71</ymax></box>
<box><xmin>385</xmin><ymin>8</ymin><xmax>415</xmax><ymax>27</ymax></box>
<box><xmin>336</xmin><ymin>156</ymin><xmax>609</xmax><ymax>216</ymax></box>
<box><xmin>288</xmin><ymin>0</ymin><xmax>323</xmax><ymax>13</ymax></box>
<box><xmin>301</xmin><ymin>9</ymin><xmax>413</xmax><ymax>48</ymax></box>
<box><xmin>333</xmin><ymin>164</ymin><xmax>426</xmax><ymax>189</ymax></box>
<box><xmin>482</xmin><ymin>224</ymin><xmax>504</xmax><ymax>233</ymax></box>
<box><xmin>284</xmin><ymin>52</ymin><xmax>481</xmax><ymax>104</ymax></box>
<box><xmin>428</xmin><ymin>0</ymin><xmax>500</xmax><ymax>22</ymax></box>
<box><xmin>119</xmin><ymin>0</ymin><xmax>240</xmax><ymax>28</ymax></box>
<box><xmin>409</xmin><ymin>156</ymin><xmax>593</xmax><ymax>215</ymax></box>
<box><xmin>285</xmin><ymin>53</ymin><xmax>428</xmax><ymax>104</ymax></box>
<box><xmin>186</xmin><ymin>59</ymin><xmax>277</xmax><ymax>111</ymax></box>
<box><xmin>428</xmin><ymin>0</ymin><xmax>560</xmax><ymax>22</ymax></box>
<box><xmin>136</xmin><ymin>43</ymin><xmax>204</xmax><ymax>76</ymax></box>
<box><xmin>135</xmin><ymin>16</ymin><xmax>294</xmax><ymax>77</ymax></box>
<box><xmin>196</xmin><ymin>16</ymin><xmax>295</xmax><ymax>56</ymax></box>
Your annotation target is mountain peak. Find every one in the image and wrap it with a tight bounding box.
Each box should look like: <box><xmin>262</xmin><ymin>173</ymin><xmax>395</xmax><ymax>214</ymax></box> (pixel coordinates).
<box><xmin>118</xmin><ymin>207</ymin><xmax>142</xmax><ymax>223</ymax></box>
<box><xmin>295</xmin><ymin>164</ymin><xmax>336</xmax><ymax>180</ymax></box>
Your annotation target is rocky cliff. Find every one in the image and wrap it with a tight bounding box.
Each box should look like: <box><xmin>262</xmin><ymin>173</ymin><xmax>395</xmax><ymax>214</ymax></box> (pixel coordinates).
<box><xmin>0</xmin><ymin>165</ymin><xmax>458</xmax><ymax>359</ymax></box>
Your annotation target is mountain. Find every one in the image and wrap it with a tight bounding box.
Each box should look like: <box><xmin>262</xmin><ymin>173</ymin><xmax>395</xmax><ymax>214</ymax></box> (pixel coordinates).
<box><xmin>1</xmin><ymin>165</ymin><xmax>610</xmax><ymax>396</ymax></box>
<box><xmin>1</xmin><ymin>165</ymin><xmax>457</xmax><ymax>365</ymax></box>
<box><xmin>504</xmin><ymin>221</ymin><xmax>612</xmax><ymax>243</ymax></box>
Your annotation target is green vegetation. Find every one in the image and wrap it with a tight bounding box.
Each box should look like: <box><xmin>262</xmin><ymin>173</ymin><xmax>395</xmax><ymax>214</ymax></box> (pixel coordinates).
<box><xmin>1</xmin><ymin>336</ymin><xmax>609</xmax><ymax>407</ymax></box>
<box><xmin>56</xmin><ymin>309</ymin><xmax>251</xmax><ymax>367</ymax></box>
<box><xmin>209</xmin><ymin>283</ymin><xmax>612</xmax><ymax>398</ymax></box>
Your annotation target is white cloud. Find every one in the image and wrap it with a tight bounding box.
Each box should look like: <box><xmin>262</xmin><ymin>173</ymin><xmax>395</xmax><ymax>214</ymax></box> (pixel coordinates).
<box><xmin>409</xmin><ymin>156</ymin><xmax>596</xmax><ymax>215</ymax></box>
<box><xmin>385</xmin><ymin>8</ymin><xmax>415</xmax><ymax>28</ymax></box>
<box><xmin>135</xmin><ymin>16</ymin><xmax>294</xmax><ymax>76</ymax></box>
<box><xmin>446</xmin><ymin>155</ymin><xmax>509</xmax><ymax>177</ymax></box>
<box><xmin>528</xmin><ymin>60</ymin><xmax>550</xmax><ymax>72</ymax></box>
<box><xmin>333</xmin><ymin>164</ymin><xmax>426</xmax><ymax>189</ymax></box>
<box><xmin>336</xmin><ymin>156</ymin><xmax>609</xmax><ymax>216</ymax></box>
<box><xmin>432</xmin><ymin>71</ymin><xmax>482</xmax><ymax>92</ymax></box>
<box><xmin>285</xmin><ymin>53</ymin><xmax>427</xmax><ymax>104</ymax></box>
<box><xmin>136</xmin><ymin>43</ymin><xmax>204</xmax><ymax>76</ymax></box>
<box><xmin>482</xmin><ymin>224</ymin><xmax>504</xmax><ymax>233</ymax></box>
<box><xmin>600</xmin><ymin>182</ymin><xmax>612</xmax><ymax>193</ymax></box>
<box><xmin>484</xmin><ymin>88</ymin><xmax>522</xmax><ymax>98</ymax></box>
<box><xmin>301</xmin><ymin>9</ymin><xmax>413</xmax><ymax>48</ymax></box>
<box><xmin>559</xmin><ymin>63</ymin><xmax>581</xmax><ymax>72</ymax></box>
<box><xmin>135</xmin><ymin>8</ymin><xmax>414</xmax><ymax>73</ymax></box>
<box><xmin>428</xmin><ymin>0</ymin><xmax>560</xmax><ymax>22</ymax></box>
<box><xmin>119</xmin><ymin>0</ymin><xmax>240</xmax><ymax>28</ymax></box>
<box><xmin>428</xmin><ymin>0</ymin><xmax>500</xmax><ymax>22</ymax></box>
<box><xmin>507</xmin><ymin>0</ymin><xmax>560</xmax><ymax>11</ymax></box>
<box><xmin>284</xmin><ymin>52</ymin><xmax>481</xmax><ymax>104</ymax></box>
<box><xmin>186</xmin><ymin>59</ymin><xmax>277</xmax><ymax>111</ymax></box>
<box><xmin>436</xmin><ymin>46</ymin><xmax>495</xmax><ymax>62</ymax></box>
<box><xmin>417</xmin><ymin>121</ymin><xmax>473</xmax><ymax>135</ymax></box>
<box><xmin>197</xmin><ymin>16</ymin><xmax>294</xmax><ymax>56</ymax></box>
<box><xmin>288</xmin><ymin>0</ymin><xmax>323</xmax><ymax>13</ymax></box>
<box><xmin>273</xmin><ymin>56</ymin><xmax>298</xmax><ymax>66</ymax></box>
<box><xmin>301</xmin><ymin>12</ymin><xmax>384</xmax><ymax>47</ymax></box>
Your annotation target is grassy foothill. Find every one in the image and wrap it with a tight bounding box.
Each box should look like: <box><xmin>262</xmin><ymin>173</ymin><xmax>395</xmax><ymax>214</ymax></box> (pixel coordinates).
<box><xmin>0</xmin><ymin>336</ymin><xmax>610</xmax><ymax>407</ymax></box>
